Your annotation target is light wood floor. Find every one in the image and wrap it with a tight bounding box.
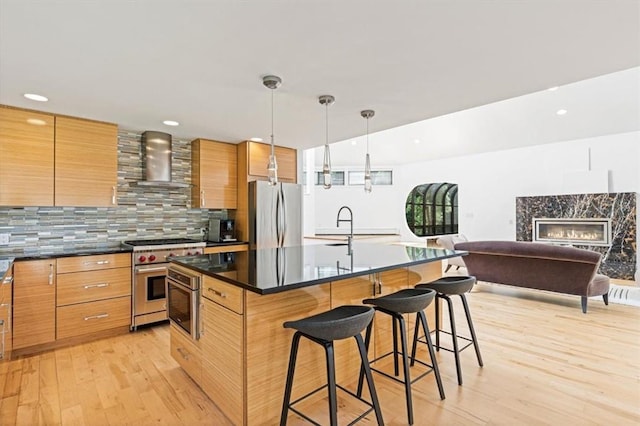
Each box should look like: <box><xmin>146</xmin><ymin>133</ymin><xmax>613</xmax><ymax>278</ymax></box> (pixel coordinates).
<box><xmin>1</xmin><ymin>282</ymin><xmax>639</xmax><ymax>425</ymax></box>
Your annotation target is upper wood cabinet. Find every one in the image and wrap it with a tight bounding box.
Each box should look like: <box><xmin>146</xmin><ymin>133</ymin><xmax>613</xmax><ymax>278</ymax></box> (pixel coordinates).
<box><xmin>0</xmin><ymin>105</ymin><xmax>118</xmax><ymax>207</ymax></box>
<box><xmin>55</xmin><ymin>116</ymin><xmax>118</xmax><ymax>207</ymax></box>
<box><xmin>191</xmin><ymin>138</ymin><xmax>237</xmax><ymax>209</ymax></box>
<box><xmin>0</xmin><ymin>106</ymin><xmax>55</xmax><ymax>206</ymax></box>
<box><xmin>245</xmin><ymin>141</ymin><xmax>297</xmax><ymax>182</ymax></box>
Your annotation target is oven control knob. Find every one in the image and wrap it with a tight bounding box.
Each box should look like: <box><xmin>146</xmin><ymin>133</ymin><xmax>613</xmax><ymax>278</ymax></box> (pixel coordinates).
<box><xmin>168</xmin><ymin>253</ymin><xmax>175</xmax><ymax>257</ymax></box>
<box><xmin>187</xmin><ymin>251</ymin><xmax>192</xmax><ymax>256</ymax></box>
<box><xmin>138</xmin><ymin>255</ymin><xmax>146</xmax><ymax>262</ymax></box>
<box><xmin>149</xmin><ymin>255</ymin><xmax>156</xmax><ymax>261</ymax></box>
<box><xmin>194</xmin><ymin>249</ymin><xmax>201</xmax><ymax>255</ymax></box>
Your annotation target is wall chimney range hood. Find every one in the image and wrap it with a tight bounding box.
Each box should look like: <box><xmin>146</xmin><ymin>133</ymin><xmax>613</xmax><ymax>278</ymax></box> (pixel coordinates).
<box><xmin>134</xmin><ymin>131</ymin><xmax>190</xmax><ymax>188</ymax></box>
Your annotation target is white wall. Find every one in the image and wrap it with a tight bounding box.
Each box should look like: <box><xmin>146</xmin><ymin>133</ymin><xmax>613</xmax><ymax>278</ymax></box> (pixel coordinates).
<box><xmin>307</xmin><ymin>131</ymin><xmax>639</xmax><ymax>243</ymax></box>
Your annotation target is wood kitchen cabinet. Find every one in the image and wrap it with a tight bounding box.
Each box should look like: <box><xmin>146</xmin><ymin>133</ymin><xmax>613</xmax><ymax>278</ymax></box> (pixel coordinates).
<box><xmin>0</xmin><ymin>264</ymin><xmax>13</xmax><ymax>360</ymax></box>
<box><xmin>56</xmin><ymin>253</ymin><xmax>131</xmax><ymax>339</ymax></box>
<box><xmin>55</xmin><ymin>116</ymin><xmax>118</xmax><ymax>207</ymax></box>
<box><xmin>191</xmin><ymin>138</ymin><xmax>237</xmax><ymax>209</ymax></box>
<box><xmin>0</xmin><ymin>106</ymin><xmax>55</xmax><ymax>206</ymax></box>
<box><xmin>0</xmin><ymin>105</ymin><xmax>118</xmax><ymax>207</ymax></box>
<box><xmin>245</xmin><ymin>141</ymin><xmax>297</xmax><ymax>182</ymax></box>
<box><xmin>203</xmin><ymin>244</ymin><xmax>248</xmax><ymax>255</ymax></box>
<box><xmin>200</xmin><ymin>284</ymin><xmax>244</xmax><ymax>426</ymax></box>
<box><xmin>12</xmin><ymin>259</ymin><xmax>56</xmax><ymax>350</ymax></box>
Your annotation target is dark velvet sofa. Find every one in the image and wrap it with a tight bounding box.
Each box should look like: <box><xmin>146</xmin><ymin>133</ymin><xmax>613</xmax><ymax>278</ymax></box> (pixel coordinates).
<box><xmin>454</xmin><ymin>241</ymin><xmax>610</xmax><ymax>313</ymax></box>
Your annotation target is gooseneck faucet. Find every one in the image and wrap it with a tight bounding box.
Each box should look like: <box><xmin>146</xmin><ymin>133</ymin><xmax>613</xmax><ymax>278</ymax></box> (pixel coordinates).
<box><xmin>336</xmin><ymin>206</ymin><xmax>354</xmax><ymax>254</ymax></box>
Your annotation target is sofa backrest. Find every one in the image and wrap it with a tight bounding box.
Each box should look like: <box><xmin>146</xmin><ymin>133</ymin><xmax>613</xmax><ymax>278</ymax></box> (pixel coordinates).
<box><xmin>454</xmin><ymin>241</ymin><xmax>602</xmax><ymax>296</ymax></box>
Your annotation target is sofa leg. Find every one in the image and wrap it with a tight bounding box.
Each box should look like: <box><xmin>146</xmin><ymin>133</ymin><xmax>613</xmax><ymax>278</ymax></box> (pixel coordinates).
<box><xmin>581</xmin><ymin>296</ymin><xmax>587</xmax><ymax>314</ymax></box>
<box><xmin>602</xmin><ymin>293</ymin><xmax>609</xmax><ymax>306</ymax></box>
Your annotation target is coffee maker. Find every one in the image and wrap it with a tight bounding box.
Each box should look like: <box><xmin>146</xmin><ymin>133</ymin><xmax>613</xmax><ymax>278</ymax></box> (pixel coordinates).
<box><xmin>208</xmin><ymin>219</ymin><xmax>237</xmax><ymax>242</ymax></box>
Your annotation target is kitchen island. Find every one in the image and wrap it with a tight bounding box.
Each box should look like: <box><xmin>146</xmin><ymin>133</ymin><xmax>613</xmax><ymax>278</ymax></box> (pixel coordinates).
<box><xmin>170</xmin><ymin>242</ymin><xmax>465</xmax><ymax>425</ymax></box>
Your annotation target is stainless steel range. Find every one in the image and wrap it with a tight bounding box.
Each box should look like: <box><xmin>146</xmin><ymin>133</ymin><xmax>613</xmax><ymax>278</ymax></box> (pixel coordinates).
<box><xmin>123</xmin><ymin>238</ymin><xmax>205</xmax><ymax>330</ymax></box>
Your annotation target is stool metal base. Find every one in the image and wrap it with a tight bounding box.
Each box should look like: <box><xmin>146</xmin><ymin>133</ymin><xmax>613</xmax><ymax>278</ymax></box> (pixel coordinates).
<box><xmin>413</xmin><ymin>292</ymin><xmax>483</xmax><ymax>386</ymax></box>
<box><xmin>357</xmin><ymin>307</ymin><xmax>445</xmax><ymax>425</ymax></box>
<box><xmin>280</xmin><ymin>331</ymin><xmax>384</xmax><ymax>426</ymax></box>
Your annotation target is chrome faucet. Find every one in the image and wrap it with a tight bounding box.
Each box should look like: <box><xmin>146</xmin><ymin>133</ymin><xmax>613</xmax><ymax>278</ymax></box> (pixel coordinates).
<box><xmin>336</xmin><ymin>206</ymin><xmax>353</xmax><ymax>254</ymax></box>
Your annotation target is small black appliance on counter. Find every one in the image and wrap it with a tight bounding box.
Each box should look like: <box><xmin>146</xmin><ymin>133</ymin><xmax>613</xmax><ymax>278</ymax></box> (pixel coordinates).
<box><xmin>208</xmin><ymin>219</ymin><xmax>237</xmax><ymax>242</ymax></box>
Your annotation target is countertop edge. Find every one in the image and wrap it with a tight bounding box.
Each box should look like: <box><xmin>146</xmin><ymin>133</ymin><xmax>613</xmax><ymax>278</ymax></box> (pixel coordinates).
<box><xmin>172</xmin><ymin>249</ymin><xmax>467</xmax><ymax>295</ymax></box>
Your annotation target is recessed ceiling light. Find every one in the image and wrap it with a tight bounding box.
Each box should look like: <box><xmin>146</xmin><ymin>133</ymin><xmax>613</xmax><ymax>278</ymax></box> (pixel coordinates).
<box><xmin>249</xmin><ymin>137</ymin><xmax>263</xmax><ymax>142</ymax></box>
<box><xmin>556</xmin><ymin>109</ymin><xmax>568</xmax><ymax>115</ymax></box>
<box><xmin>414</xmin><ymin>139</ymin><xmax>421</xmax><ymax>144</ymax></box>
<box><xmin>351</xmin><ymin>140</ymin><xmax>357</xmax><ymax>146</ymax></box>
<box><xmin>547</xmin><ymin>86</ymin><xmax>559</xmax><ymax>92</ymax></box>
<box><xmin>24</xmin><ymin>93</ymin><xmax>48</xmax><ymax>102</ymax></box>
<box><xmin>163</xmin><ymin>120</ymin><xmax>179</xmax><ymax>126</ymax></box>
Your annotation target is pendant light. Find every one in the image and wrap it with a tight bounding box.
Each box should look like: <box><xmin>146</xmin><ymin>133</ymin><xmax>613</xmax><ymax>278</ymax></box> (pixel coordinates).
<box><xmin>361</xmin><ymin>109</ymin><xmax>375</xmax><ymax>193</ymax></box>
<box><xmin>263</xmin><ymin>75</ymin><xmax>282</xmax><ymax>185</ymax></box>
<box><xmin>318</xmin><ymin>95</ymin><xmax>335</xmax><ymax>189</ymax></box>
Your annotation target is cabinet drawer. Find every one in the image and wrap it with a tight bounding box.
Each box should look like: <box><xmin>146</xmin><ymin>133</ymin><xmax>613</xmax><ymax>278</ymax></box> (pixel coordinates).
<box><xmin>202</xmin><ymin>276</ymin><xmax>243</xmax><ymax>314</ymax></box>
<box><xmin>170</xmin><ymin>323</ymin><xmax>201</xmax><ymax>383</ymax></box>
<box><xmin>57</xmin><ymin>267</ymin><xmax>131</xmax><ymax>306</ymax></box>
<box><xmin>56</xmin><ymin>296</ymin><xmax>130</xmax><ymax>339</ymax></box>
<box><xmin>57</xmin><ymin>253</ymin><xmax>131</xmax><ymax>273</ymax></box>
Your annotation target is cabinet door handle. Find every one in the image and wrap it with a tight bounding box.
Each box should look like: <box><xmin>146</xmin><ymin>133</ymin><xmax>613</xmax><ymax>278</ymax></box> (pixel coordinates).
<box><xmin>2</xmin><ymin>276</ymin><xmax>12</xmax><ymax>285</ymax></box>
<box><xmin>84</xmin><ymin>260</ymin><xmax>110</xmax><ymax>266</ymax></box>
<box><xmin>207</xmin><ymin>288</ymin><xmax>227</xmax><ymax>298</ymax></box>
<box><xmin>176</xmin><ymin>347</ymin><xmax>190</xmax><ymax>360</ymax></box>
<box><xmin>48</xmin><ymin>264</ymin><xmax>54</xmax><ymax>285</ymax></box>
<box><xmin>200</xmin><ymin>190</ymin><xmax>205</xmax><ymax>207</ymax></box>
<box><xmin>84</xmin><ymin>313</ymin><xmax>109</xmax><ymax>321</ymax></box>
<box><xmin>199</xmin><ymin>302</ymin><xmax>205</xmax><ymax>336</ymax></box>
<box><xmin>0</xmin><ymin>304</ymin><xmax>11</xmax><ymax>331</ymax></box>
<box><xmin>84</xmin><ymin>282</ymin><xmax>109</xmax><ymax>289</ymax></box>
<box><xmin>111</xmin><ymin>186</ymin><xmax>117</xmax><ymax>205</ymax></box>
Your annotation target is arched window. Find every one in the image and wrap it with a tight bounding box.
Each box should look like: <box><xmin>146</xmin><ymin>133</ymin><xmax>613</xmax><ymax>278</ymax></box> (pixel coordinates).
<box><xmin>405</xmin><ymin>183</ymin><xmax>458</xmax><ymax>237</ymax></box>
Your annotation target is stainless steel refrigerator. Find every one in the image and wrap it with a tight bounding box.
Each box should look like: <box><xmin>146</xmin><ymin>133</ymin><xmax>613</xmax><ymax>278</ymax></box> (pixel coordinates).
<box><xmin>248</xmin><ymin>180</ymin><xmax>303</xmax><ymax>249</ymax></box>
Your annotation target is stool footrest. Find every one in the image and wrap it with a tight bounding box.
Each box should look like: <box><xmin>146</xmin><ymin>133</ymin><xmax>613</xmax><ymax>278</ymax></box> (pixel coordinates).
<box><xmin>287</xmin><ymin>383</ymin><xmax>377</xmax><ymax>426</ymax></box>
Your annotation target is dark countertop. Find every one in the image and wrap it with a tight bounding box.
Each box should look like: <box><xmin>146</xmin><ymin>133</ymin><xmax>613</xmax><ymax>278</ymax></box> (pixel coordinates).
<box><xmin>0</xmin><ymin>245</ymin><xmax>132</xmax><ymax>262</ymax></box>
<box><xmin>205</xmin><ymin>241</ymin><xmax>249</xmax><ymax>247</ymax></box>
<box><xmin>171</xmin><ymin>242</ymin><xmax>466</xmax><ymax>295</ymax></box>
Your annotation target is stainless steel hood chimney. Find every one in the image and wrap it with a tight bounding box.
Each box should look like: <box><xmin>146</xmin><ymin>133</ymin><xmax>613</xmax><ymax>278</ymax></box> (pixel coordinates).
<box><xmin>134</xmin><ymin>131</ymin><xmax>190</xmax><ymax>188</ymax></box>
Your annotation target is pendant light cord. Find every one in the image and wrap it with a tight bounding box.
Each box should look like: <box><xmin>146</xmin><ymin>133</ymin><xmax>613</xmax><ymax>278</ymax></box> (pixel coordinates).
<box><xmin>270</xmin><ymin>88</ymin><xmax>275</xmax><ymax>157</ymax></box>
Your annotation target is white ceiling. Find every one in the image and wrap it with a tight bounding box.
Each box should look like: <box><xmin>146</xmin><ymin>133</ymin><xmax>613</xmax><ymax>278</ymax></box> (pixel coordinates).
<box><xmin>1</xmin><ymin>1</ymin><xmax>639</xmax><ymax>155</ymax></box>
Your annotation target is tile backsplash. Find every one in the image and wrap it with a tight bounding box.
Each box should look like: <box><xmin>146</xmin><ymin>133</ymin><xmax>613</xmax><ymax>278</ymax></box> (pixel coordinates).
<box><xmin>0</xmin><ymin>129</ymin><xmax>226</xmax><ymax>252</ymax></box>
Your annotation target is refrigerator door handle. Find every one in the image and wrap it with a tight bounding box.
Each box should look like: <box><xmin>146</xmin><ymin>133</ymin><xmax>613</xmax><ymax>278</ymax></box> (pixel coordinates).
<box><xmin>275</xmin><ymin>186</ymin><xmax>283</xmax><ymax>246</ymax></box>
<box><xmin>279</xmin><ymin>186</ymin><xmax>287</xmax><ymax>246</ymax></box>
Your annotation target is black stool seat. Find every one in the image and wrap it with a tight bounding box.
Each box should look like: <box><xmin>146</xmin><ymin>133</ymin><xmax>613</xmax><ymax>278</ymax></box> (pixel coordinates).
<box><xmin>283</xmin><ymin>305</ymin><xmax>374</xmax><ymax>341</ymax></box>
<box><xmin>413</xmin><ymin>275</ymin><xmax>483</xmax><ymax>386</ymax></box>
<box><xmin>281</xmin><ymin>305</ymin><xmax>383</xmax><ymax>426</ymax></box>
<box><xmin>417</xmin><ymin>275</ymin><xmax>475</xmax><ymax>295</ymax></box>
<box><xmin>363</xmin><ymin>288</ymin><xmax>435</xmax><ymax>313</ymax></box>
<box><xmin>359</xmin><ymin>288</ymin><xmax>444</xmax><ymax>425</ymax></box>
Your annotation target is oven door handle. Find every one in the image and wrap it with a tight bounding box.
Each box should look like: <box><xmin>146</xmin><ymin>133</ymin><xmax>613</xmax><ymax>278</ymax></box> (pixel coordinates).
<box><xmin>135</xmin><ymin>266</ymin><xmax>168</xmax><ymax>273</ymax></box>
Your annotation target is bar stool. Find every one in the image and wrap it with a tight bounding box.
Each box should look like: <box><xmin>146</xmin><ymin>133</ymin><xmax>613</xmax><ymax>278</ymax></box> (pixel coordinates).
<box><xmin>280</xmin><ymin>305</ymin><xmax>384</xmax><ymax>426</ymax></box>
<box><xmin>414</xmin><ymin>276</ymin><xmax>483</xmax><ymax>385</ymax></box>
<box><xmin>357</xmin><ymin>288</ymin><xmax>445</xmax><ymax>425</ymax></box>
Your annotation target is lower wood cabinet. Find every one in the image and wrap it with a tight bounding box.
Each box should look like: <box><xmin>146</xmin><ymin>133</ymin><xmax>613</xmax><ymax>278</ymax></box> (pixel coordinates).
<box><xmin>170</xmin><ymin>323</ymin><xmax>202</xmax><ymax>383</ymax></box>
<box><xmin>56</xmin><ymin>296</ymin><xmax>130</xmax><ymax>339</ymax></box>
<box><xmin>200</xmin><ymin>297</ymin><xmax>244</xmax><ymax>426</ymax></box>
<box><xmin>0</xmin><ymin>265</ymin><xmax>13</xmax><ymax>360</ymax></box>
<box><xmin>12</xmin><ymin>259</ymin><xmax>56</xmax><ymax>350</ymax></box>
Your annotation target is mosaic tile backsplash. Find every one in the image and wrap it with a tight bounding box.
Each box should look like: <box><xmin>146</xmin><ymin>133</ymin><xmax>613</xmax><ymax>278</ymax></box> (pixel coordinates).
<box><xmin>516</xmin><ymin>192</ymin><xmax>637</xmax><ymax>279</ymax></box>
<box><xmin>0</xmin><ymin>130</ymin><xmax>227</xmax><ymax>254</ymax></box>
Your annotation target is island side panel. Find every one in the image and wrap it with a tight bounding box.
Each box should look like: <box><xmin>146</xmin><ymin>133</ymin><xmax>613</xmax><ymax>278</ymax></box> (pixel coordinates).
<box><xmin>245</xmin><ymin>283</ymin><xmax>331</xmax><ymax>425</ymax></box>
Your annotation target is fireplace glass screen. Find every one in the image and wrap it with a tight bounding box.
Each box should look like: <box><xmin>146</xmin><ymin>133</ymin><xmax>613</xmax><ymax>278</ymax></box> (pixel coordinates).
<box><xmin>533</xmin><ymin>218</ymin><xmax>611</xmax><ymax>246</ymax></box>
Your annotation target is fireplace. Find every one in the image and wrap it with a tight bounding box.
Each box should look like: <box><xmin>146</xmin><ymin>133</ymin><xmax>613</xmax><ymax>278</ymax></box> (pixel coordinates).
<box><xmin>532</xmin><ymin>218</ymin><xmax>612</xmax><ymax>246</ymax></box>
